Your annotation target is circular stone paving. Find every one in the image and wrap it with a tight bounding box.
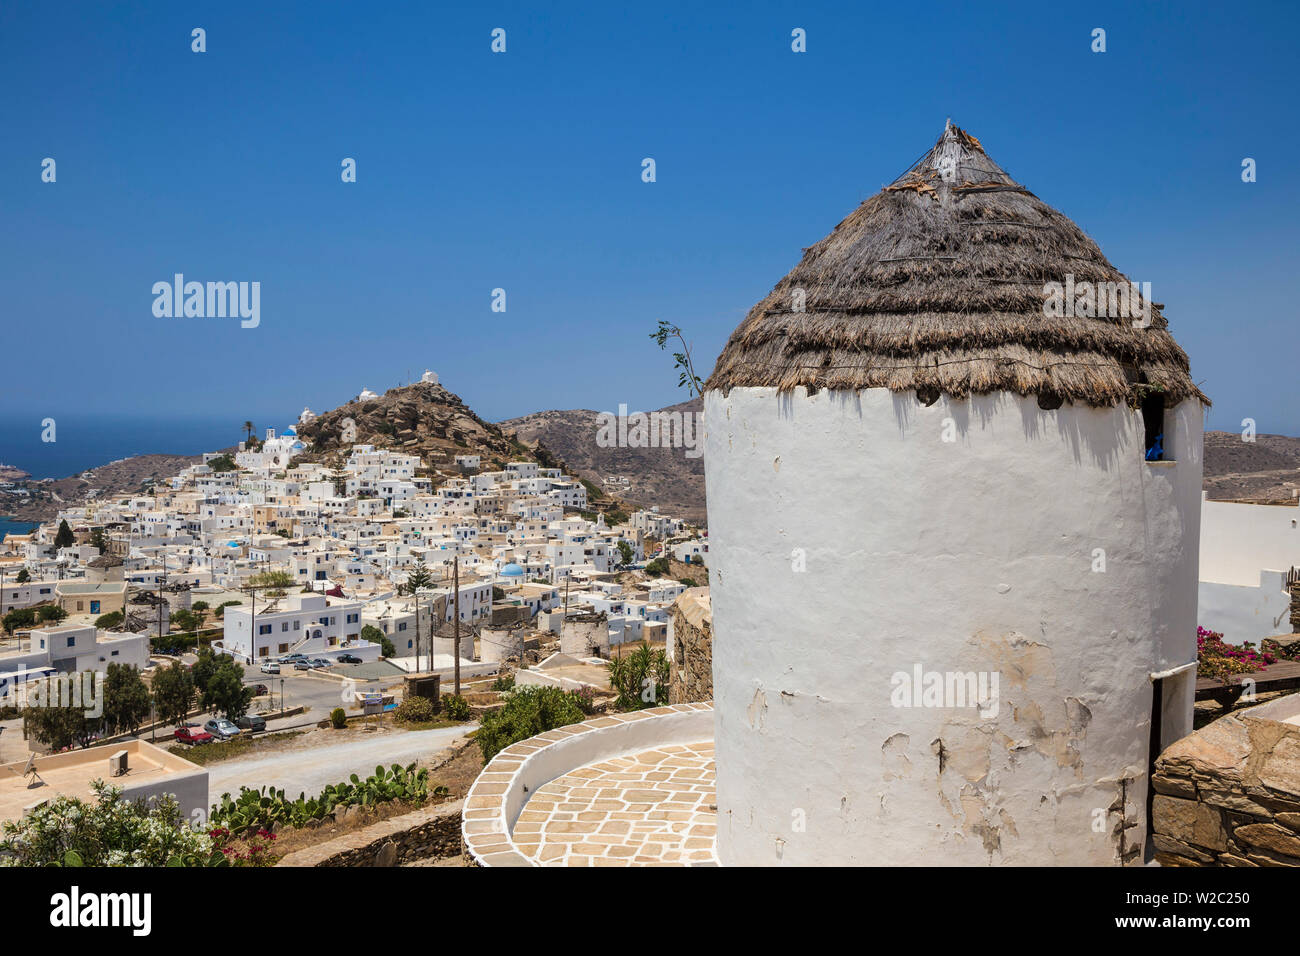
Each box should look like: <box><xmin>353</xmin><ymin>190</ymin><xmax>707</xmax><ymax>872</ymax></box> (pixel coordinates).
<box><xmin>511</xmin><ymin>741</ymin><xmax>717</xmax><ymax>866</ymax></box>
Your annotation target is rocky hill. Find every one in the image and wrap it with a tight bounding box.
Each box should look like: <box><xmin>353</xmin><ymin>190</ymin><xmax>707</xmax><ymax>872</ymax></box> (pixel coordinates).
<box><xmin>1</xmin><ymin>453</ymin><xmax>208</xmax><ymax>523</ymax></box>
<box><xmin>1203</xmin><ymin>431</ymin><xmax>1300</xmax><ymax>502</ymax></box>
<box><xmin>294</xmin><ymin>382</ymin><xmax>540</xmax><ymax>475</ymax></box>
<box><xmin>502</xmin><ymin>396</ymin><xmax>706</xmax><ymax>522</ymax></box>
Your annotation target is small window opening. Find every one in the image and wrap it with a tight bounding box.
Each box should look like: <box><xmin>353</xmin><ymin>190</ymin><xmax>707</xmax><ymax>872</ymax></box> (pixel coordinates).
<box><xmin>1139</xmin><ymin>379</ymin><xmax>1168</xmax><ymax>461</ymax></box>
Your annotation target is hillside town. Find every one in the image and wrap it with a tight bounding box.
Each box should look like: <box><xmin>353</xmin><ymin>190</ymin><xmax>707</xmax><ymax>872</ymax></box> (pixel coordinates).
<box><xmin>0</xmin><ymin>380</ymin><xmax>716</xmax><ymax>865</ymax></box>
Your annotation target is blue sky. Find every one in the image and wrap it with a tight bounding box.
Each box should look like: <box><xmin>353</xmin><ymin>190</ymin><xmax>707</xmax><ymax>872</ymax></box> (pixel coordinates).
<box><xmin>2</xmin><ymin>0</ymin><xmax>1297</xmax><ymax>446</ymax></box>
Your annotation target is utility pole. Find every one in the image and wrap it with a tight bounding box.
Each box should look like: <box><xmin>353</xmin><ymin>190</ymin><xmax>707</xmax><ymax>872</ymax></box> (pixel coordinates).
<box><xmin>453</xmin><ymin>555</ymin><xmax>460</xmax><ymax>696</ymax></box>
<box><xmin>157</xmin><ymin>553</ymin><xmax>166</xmax><ymax>646</ymax></box>
<box><xmin>413</xmin><ymin>588</ymin><xmax>421</xmax><ymax>673</ymax></box>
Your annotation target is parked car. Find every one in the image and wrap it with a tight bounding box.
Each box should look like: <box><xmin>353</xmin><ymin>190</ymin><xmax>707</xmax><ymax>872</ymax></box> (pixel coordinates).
<box><xmin>249</xmin><ymin>683</ymin><xmax>269</xmax><ymax>697</ymax></box>
<box><xmin>279</xmin><ymin>653</ymin><xmax>308</xmax><ymax>663</ymax></box>
<box><xmin>260</xmin><ymin>661</ymin><xmax>280</xmax><ymax>674</ymax></box>
<box><xmin>293</xmin><ymin>659</ymin><xmax>313</xmax><ymax>670</ymax></box>
<box><xmin>203</xmin><ymin>718</ymin><xmax>240</xmax><ymax>740</ymax></box>
<box><xmin>308</xmin><ymin>658</ymin><xmax>332</xmax><ymax>668</ymax></box>
<box><xmin>234</xmin><ymin>714</ymin><xmax>266</xmax><ymax>732</ymax></box>
<box><xmin>336</xmin><ymin>654</ymin><xmax>362</xmax><ymax>664</ymax></box>
<box><xmin>173</xmin><ymin>726</ymin><xmax>213</xmax><ymax>745</ymax></box>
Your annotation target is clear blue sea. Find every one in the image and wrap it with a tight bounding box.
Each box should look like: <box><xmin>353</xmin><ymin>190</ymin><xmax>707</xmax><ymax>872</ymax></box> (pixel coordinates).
<box><xmin>0</xmin><ymin>517</ymin><xmax>38</xmax><ymax>541</ymax></box>
<box><xmin>0</xmin><ymin>414</ymin><xmax>284</xmax><ymax>481</ymax></box>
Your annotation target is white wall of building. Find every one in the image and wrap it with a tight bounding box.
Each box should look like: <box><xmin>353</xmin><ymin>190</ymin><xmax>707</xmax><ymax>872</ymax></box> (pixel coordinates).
<box><xmin>1198</xmin><ymin>570</ymin><xmax>1291</xmax><ymax>644</ymax></box>
<box><xmin>1199</xmin><ymin>496</ymin><xmax>1300</xmax><ymax>587</ymax></box>
<box><xmin>704</xmin><ymin>387</ymin><xmax>1204</xmax><ymax>867</ymax></box>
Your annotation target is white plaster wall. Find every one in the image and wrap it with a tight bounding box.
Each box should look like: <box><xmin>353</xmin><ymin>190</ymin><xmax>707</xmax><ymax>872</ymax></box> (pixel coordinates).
<box><xmin>1199</xmin><ymin>497</ymin><xmax>1300</xmax><ymax>587</ymax></box>
<box><xmin>1198</xmin><ymin>570</ymin><xmax>1291</xmax><ymax>644</ymax></box>
<box><xmin>703</xmin><ymin>387</ymin><xmax>1203</xmax><ymax>866</ymax></box>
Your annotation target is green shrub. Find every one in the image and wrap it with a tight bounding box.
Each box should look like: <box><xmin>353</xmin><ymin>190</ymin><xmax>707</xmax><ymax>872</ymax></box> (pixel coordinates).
<box><xmin>393</xmin><ymin>695</ymin><xmax>435</xmax><ymax>724</ymax></box>
<box><xmin>0</xmin><ymin>783</ymin><xmax>223</xmax><ymax>867</ymax></box>
<box><xmin>491</xmin><ymin>673</ymin><xmax>516</xmax><ymax>692</ymax></box>
<box><xmin>477</xmin><ymin>685</ymin><xmax>586</xmax><ymax>762</ymax></box>
<box><xmin>442</xmin><ymin>694</ymin><xmax>471</xmax><ymax>721</ymax></box>
<box><xmin>607</xmin><ymin>642</ymin><xmax>670</xmax><ymax>711</ymax></box>
<box><xmin>329</xmin><ymin>708</ymin><xmax>347</xmax><ymax>729</ymax></box>
<box><xmin>95</xmin><ymin>610</ymin><xmax>125</xmax><ymax>629</ymax></box>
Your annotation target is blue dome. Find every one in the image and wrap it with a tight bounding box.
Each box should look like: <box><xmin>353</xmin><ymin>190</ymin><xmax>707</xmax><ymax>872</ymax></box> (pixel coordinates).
<box><xmin>500</xmin><ymin>562</ymin><xmax>524</xmax><ymax>577</ymax></box>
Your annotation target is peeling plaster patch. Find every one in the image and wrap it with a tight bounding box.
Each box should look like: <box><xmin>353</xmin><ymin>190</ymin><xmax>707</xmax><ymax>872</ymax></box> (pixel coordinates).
<box><xmin>959</xmin><ymin>788</ymin><xmax>1003</xmax><ymax>857</ymax></box>
<box><xmin>976</xmin><ymin>630</ymin><xmax>1054</xmax><ymax>691</ymax></box>
<box><xmin>938</xmin><ymin>724</ymin><xmax>993</xmax><ymax>784</ymax></box>
<box><xmin>882</xmin><ymin>733</ymin><xmax>912</xmax><ymax>780</ymax></box>
<box><xmin>1012</xmin><ymin>696</ymin><xmax>1092</xmax><ymax>776</ymax></box>
<box><xmin>747</xmin><ymin>688</ymin><xmax>768</xmax><ymax>731</ymax></box>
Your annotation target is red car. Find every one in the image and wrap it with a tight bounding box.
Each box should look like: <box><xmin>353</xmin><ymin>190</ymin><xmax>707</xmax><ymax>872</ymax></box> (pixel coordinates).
<box><xmin>173</xmin><ymin>726</ymin><xmax>214</xmax><ymax>745</ymax></box>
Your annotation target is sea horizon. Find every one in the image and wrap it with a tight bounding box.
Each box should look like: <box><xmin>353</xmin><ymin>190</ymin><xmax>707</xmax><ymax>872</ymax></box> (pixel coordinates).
<box><xmin>0</xmin><ymin>412</ymin><xmax>291</xmax><ymax>481</ymax></box>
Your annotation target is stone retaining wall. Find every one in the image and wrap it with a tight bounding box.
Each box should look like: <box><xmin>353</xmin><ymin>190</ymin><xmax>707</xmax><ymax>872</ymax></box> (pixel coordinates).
<box><xmin>276</xmin><ymin>799</ymin><xmax>464</xmax><ymax>867</ymax></box>
<box><xmin>667</xmin><ymin>589</ymin><xmax>711</xmax><ymax>705</ymax></box>
<box><xmin>1152</xmin><ymin>694</ymin><xmax>1300</xmax><ymax>866</ymax></box>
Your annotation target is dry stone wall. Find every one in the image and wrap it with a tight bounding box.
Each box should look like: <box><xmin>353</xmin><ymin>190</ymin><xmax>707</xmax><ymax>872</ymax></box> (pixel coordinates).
<box><xmin>276</xmin><ymin>799</ymin><xmax>463</xmax><ymax>867</ymax></box>
<box><xmin>1152</xmin><ymin>697</ymin><xmax>1300</xmax><ymax>866</ymax></box>
<box><xmin>668</xmin><ymin>588</ymin><xmax>712</xmax><ymax>705</ymax></box>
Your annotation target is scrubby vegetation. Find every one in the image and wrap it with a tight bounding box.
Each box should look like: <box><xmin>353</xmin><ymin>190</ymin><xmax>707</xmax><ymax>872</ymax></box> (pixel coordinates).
<box><xmin>210</xmin><ymin>763</ymin><xmax>443</xmax><ymax>832</ymax></box>
<box><xmin>476</xmin><ymin>685</ymin><xmax>587</xmax><ymax>762</ymax></box>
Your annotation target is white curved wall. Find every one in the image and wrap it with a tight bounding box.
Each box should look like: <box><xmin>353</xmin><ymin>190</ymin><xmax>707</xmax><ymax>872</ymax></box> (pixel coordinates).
<box><xmin>703</xmin><ymin>387</ymin><xmax>1203</xmax><ymax>866</ymax></box>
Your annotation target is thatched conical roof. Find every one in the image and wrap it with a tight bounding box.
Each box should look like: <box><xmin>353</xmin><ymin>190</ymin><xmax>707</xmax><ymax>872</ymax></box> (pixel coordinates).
<box><xmin>705</xmin><ymin>122</ymin><xmax>1207</xmax><ymax>408</ymax></box>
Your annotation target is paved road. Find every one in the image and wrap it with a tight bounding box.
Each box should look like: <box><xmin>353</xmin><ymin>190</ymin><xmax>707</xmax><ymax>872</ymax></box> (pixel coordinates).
<box><xmin>206</xmin><ymin>725</ymin><xmax>473</xmax><ymax>800</ymax></box>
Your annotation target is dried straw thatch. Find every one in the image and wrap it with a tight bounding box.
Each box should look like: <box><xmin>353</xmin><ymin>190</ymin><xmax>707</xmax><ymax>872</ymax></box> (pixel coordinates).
<box><xmin>706</xmin><ymin>122</ymin><xmax>1208</xmax><ymax>408</ymax></box>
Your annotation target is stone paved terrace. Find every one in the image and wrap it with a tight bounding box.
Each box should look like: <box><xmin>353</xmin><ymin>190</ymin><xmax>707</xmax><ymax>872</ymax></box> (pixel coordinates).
<box><xmin>462</xmin><ymin>703</ymin><xmax>717</xmax><ymax>866</ymax></box>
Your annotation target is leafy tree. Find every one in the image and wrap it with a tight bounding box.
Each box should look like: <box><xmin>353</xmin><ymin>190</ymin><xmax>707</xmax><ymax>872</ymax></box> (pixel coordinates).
<box><xmin>21</xmin><ymin>675</ymin><xmax>101</xmax><ymax>750</ymax></box>
<box><xmin>607</xmin><ymin>641</ymin><xmax>670</xmax><ymax>711</ymax></box>
<box><xmin>242</xmin><ymin>420</ymin><xmax>254</xmax><ymax>442</ymax></box>
<box><xmin>477</xmin><ymin>685</ymin><xmax>586</xmax><ymax>762</ymax></box>
<box><xmin>36</xmin><ymin>604</ymin><xmax>67</xmax><ymax>623</ymax></box>
<box><xmin>15</xmin><ymin>568</ymin><xmax>30</xmax><ymax>584</ymax></box>
<box><xmin>644</xmin><ymin>557</ymin><xmax>671</xmax><ymax>578</ymax></box>
<box><xmin>170</xmin><ymin>608</ymin><xmax>202</xmax><ymax>633</ymax></box>
<box><xmin>191</xmin><ymin>600</ymin><xmax>210</xmax><ymax>613</ymax></box>
<box><xmin>362</xmin><ymin>624</ymin><xmax>394</xmax><ymax>658</ymax></box>
<box><xmin>2</xmin><ymin>607</ymin><xmax>37</xmax><ymax>634</ymax></box>
<box><xmin>400</xmin><ymin>557</ymin><xmax>434</xmax><ymax>595</ymax></box>
<box><xmin>101</xmin><ymin>663</ymin><xmax>150</xmax><ymax>737</ymax></box>
<box><xmin>89</xmin><ymin>527</ymin><xmax>107</xmax><ymax>554</ymax></box>
<box><xmin>190</xmin><ymin>645</ymin><xmax>219</xmax><ymax>695</ymax></box>
<box><xmin>201</xmin><ymin>655</ymin><xmax>254</xmax><ymax>720</ymax></box>
<box><xmin>53</xmin><ymin>519</ymin><xmax>75</xmax><ymax>550</ymax></box>
<box><xmin>208</xmin><ymin>454</ymin><xmax>237</xmax><ymax>473</ymax></box>
<box><xmin>213</xmin><ymin>600</ymin><xmax>241</xmax><ymax>619</ymax></box>
<box><xmin>616</xmin><ymin>540</ymin><xmax>634</xmax><ymax>566</ymax></box>
<box><xmin>152</xmin><ymin>661</ymin><xmax>196</xmax><ymax>727</ymax></box>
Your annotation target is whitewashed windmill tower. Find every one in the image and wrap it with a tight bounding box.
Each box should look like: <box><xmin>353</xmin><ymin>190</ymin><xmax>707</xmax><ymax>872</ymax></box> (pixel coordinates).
<box><xmin>702</xmin><ymin>123</ymin><xmax>1207</xmax><ymax>866</ymax></box>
